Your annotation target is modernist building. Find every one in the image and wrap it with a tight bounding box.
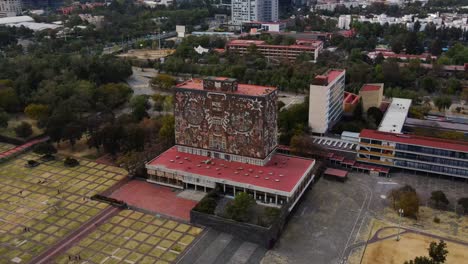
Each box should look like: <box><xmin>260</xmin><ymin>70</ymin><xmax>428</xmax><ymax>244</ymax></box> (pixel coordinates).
<box><xmin>226</xmin><ymin>39</ymin><xmax>323</xmax><ymax>62</ymax></box>
<box><xmin>308</xmin><ymin>69</ymin><xmax>346</xmax><ymax>134</ymax></box>
<box><xmin>231</xmin><ymin>0</ymin><xmax>278</xmax><ymax>25</ymax></box>
<box><xmin>146</xmin><ymin>77</ymin><xmax>316</xmax><ymax>210</ymax></box>
<box><xmin>0</xmin><ymin>0</ymin><xmax>21</xmax><ymax>17</ymax></box>
<box><xmin>357</xmin><ymin>129</ymin><xmax>468</xmax><ymax>179</ymax></box>
<box><xmin>359</xmin><ymin>83</ymin><xmax>384</xmax><ymax>113</ymax></box>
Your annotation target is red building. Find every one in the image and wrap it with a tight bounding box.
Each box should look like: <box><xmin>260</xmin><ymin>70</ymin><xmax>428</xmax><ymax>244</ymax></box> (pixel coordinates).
<box><xmin>226</xmin><ymin>39</ymin><xmax>323</xmax><ymax>62</ymax></box>
<box><xmin>146</xmin><ymin>77</ymin><xmax>317</xmax><ymax>209</ymax></box>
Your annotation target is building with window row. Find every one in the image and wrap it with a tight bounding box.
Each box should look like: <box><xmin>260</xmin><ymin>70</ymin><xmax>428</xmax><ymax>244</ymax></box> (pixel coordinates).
<box><xmin>308</xmin><ymin>69</ymin><xmax>346</xmax><ymax>135</ymax></box>
<box><xmin>357</xmin><ymin>129</ymin><xmax>468</xmax><ymax>178</ymax></box>
<box><xmin>226</xmin><ymin>39</ymin><xmax>323</xmax><ymax>62</ymax></box>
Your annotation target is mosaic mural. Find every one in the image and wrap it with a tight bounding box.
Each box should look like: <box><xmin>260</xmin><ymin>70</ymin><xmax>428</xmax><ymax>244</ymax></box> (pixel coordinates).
<box><xmin>174</xmin><ymin>87</ymin><xmax>278</xmax><ymax>159</ymax></box>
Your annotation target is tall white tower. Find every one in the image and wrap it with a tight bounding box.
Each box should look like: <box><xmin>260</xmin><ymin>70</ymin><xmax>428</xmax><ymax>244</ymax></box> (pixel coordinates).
<box><xmin>0</xmin><ymin>0</ymin><xmax>22</xmax><ymax>17</ymax></box>
<box><xmin>231</xmin><ymin>0</ymin><xmax>278</xmax><ymax>25</ymax></box>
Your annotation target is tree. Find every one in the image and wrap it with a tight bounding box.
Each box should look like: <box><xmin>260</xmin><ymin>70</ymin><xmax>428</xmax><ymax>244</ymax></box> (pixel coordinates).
<box><xmin>434</xmin><ymin>96</ymin><xmax>452</xmax><ymax>111</ymax></box>
<box><xmin>24</xmin><ymin>104</ymin><xmax>50</xmax><ymax>121</ymax></box>
<box><xmin>430</xmin><ymin>39</ymin><xmax>442</xmax><ymax>56</ymax></box>
<box><xmin>226</xmin><ymin>192</ymin><xmax>256</xmax><ymax>222</ymax></box>
<box><xmin>150</xmin><ymin>74</ymin><xmax>176</xmax><ymax>91</ymax></box>
<box><xmin>457</xmin><ymin>197</ymin><xmax>468</xmax><ymax>214</ymax></box>
<box><xmin>14</xmin><ymin>122</ymin><xmax>33</xmax><ymax>138</ymax></box>
<box><xmin>404</xmin><ymin>240</ymin><xmax>448</xmax><ymax>264</ymax></box>
<box><xmin>0</xmin><ymin>87</ymin><xmax>20</xmax><ymax>112</ymax></box>
<box><xmin>430</xmin><ymin>191</ymin><xmax>449</xmax><ymax>209</ymax></box>
<box><xmin>0</xmin><ymin>110</ymin><xmax>9</xmax><ymax>128</ymax></box>
<box><xmin>405</xmin><ymin>32</ymin><xmax>423</xmax><ymax>55</ymax></box>
<box><xmin>130</xmin><ymin>95</ymin><xmax>150</xmax><ymax>121</ymax></box>
<box><xmin>159</xmin><ymin>115</ymin><xmax>175</xmax><ymax>147</ymax></box>
<box><xmin>33</xmin><ymin>142</ymin><xmax>57</xmax><ymax>155</ymax></box>
<box><xmin>428</xmin><ymin>240</ymin><xmax>448</xmax><ymax>263</ymax></box>
<box><xmin>367</xmin><ymin>107</ymin><xmax>384</xmax><ymax>126</ymax></box>
<box><xmin>290</xmin><ymin>134</ymin><xmax>326</xmax><ymax>160</ymax></box>
<box><xmin>389</xmin><ymin>185</ymin><xmax>420</xmax><ymax>219</ymax></box>
<box><xmin>96</xmin><ymin>83</ymin><xmax>133</xmax><ymax>110</ymax></box>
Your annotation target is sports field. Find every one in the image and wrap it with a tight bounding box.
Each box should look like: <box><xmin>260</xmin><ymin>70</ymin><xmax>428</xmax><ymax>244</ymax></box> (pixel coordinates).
<box><xmin>0</xmin><ymin>146</ymin><xmax>126</xmax><ymax>263</ymax></box>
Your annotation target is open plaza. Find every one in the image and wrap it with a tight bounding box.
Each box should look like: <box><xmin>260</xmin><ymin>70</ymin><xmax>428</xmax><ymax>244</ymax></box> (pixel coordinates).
<box><xmin>0</xmin><ymin>142</ymin><xmax>204</xmax><ymax>264</ymax></box>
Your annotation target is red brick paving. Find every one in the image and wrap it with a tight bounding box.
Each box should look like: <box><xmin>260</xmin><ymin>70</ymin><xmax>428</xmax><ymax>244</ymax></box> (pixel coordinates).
<box><xmin>110</xmin><ymin>180</ymin><xmax>197</xmax><ymax>221</ymax></box>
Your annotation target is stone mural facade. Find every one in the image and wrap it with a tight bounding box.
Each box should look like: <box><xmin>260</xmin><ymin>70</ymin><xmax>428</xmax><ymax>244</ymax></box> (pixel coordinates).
<box><xmin>174</xmin><ymin>79</ymin><xmax>278</xmax><ymax>160</ymax></box>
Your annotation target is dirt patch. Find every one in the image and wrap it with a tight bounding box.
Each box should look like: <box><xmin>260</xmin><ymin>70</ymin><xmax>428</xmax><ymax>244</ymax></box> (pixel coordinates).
<box><xmin>362</xmin><ymin>232</ymin><xmax>467</xmax><ymax>264</ymax></box>
<box><xmin>56</xmin><ymin>137</ymin><xmax>99</xmax><ymax>159</ymax></box>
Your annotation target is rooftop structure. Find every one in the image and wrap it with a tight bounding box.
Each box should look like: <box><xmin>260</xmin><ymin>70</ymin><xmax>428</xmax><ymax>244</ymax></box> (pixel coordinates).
<box><xmin>378</xmin><ymin>98</ymin><xmax>412</xmax><ymax>133</ymax></box>
<box><xmin>231</xmin><ymin>0</ymin><xmax>278</xmax><ymax>25</ymax></box>
<box><xmin>343</xmin><ymin>91</ymin><xmax>360</xmax><ymax>115</ymax></box>
<box><xmin>227</xmin><ymin>39</ymin><xmax>323</xmax><ymax>62</ymax></box>
<box><xmin>7</xmin><ymin>21</ymin><xmax>61</xmax><ymax>31</ymax></box>
<box><xmin>147</xmin><ymin>146</ymin><xmax>315</xmax><ymax>194</ymax></box>
<box><xmin>0</xmin><ymin>15</ymin><xmax>33</xmax><ymax>24</ymax></box>
<box><xmin>0</xmin><ymin>0</ymin><xmax>21</xmax><ymax>17</ymax></box>
<box><xmin>359</xmin><ymin>83</ymin><xmax>384</xmax><ymax>112</ymax></box>
<box><xmin>368</xmin><ymin>49</ymin><xmax>437</xmax><ymax>62</ymax></box>
<box><xmin>309</xmin><ymin>69</ymin><xmax>346</xmax><ymax>134</ymax></box>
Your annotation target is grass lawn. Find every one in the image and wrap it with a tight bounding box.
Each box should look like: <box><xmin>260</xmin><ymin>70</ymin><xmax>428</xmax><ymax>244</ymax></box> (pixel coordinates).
<box><xmin>362</xmin><ymin>232</ymin><xmax>468</xmax><ymax>264</ymax></box>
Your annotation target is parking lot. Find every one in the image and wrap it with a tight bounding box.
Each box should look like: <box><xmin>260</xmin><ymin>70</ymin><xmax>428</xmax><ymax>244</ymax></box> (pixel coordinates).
<box><xmin>266</xmin><ymin>170</ymin><xmax>468</xmax><ymax>264</ymax></box>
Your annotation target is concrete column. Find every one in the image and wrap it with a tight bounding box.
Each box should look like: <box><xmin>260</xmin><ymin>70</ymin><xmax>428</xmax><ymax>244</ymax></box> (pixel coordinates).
<box><xmin>254</xmin><ymin>190</ymin><xmax>256</xmax><ymax>200</ymax></box>
<box><xmin>275</xmin><ymin>194</ymin><xmax>278</xmax><ymax>205</ymax></box>
<box><xmin>223</xmin><ymin>184</ymin><xmax>226</xmax><ymax>193</ymax></box>
<box><xmin>233</xmin><ymin>186</ymin><xmax>236</xmax><ymax>196</ymax></box>
<box><xmin>264</xmin><ymin>193</ymin><xmax>267</xmax><ymax>203</ymax></box>
<box><xmin>204</xmin><ymin>186</ymin><xmax>206</xmax><ymax>192</ymax></box>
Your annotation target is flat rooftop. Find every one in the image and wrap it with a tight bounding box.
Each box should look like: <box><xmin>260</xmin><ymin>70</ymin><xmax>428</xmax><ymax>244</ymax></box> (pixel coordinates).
<box><xmin>228</xmin><ymin>39</ymin><xmax>322</xmax><ymax>49</ymax></box>
<box><xmin>360</xmin><ymin>129</ymin><xmax>468</xmax><ymax>153</ymax></box>
<box><xmin>175</xmin><ymin>79</ymin><xmax>277</xmax><ymax>97</ymax></box>
<box><xmin>360</xmin><ymin>84</ymin><xmax>383</xmax><ymax>92</ymax></box>
<box><xmin>147</xmin><ymin>147</ymin><xmax>315</xmax><ymax>194</ymax></box>
<box><xmin>312</xmin><ymin>69</ymin><xmax>345</xmax><ymax>86</ymax></box>
<box><xmin>378</xmin><ymin>98</ymin><xmax>412</xmax><ymax>133</ymax></box>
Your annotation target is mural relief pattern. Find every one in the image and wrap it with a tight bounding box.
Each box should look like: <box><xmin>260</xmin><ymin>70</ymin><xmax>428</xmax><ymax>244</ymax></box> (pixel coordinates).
<box><xmin>174</xmin><ymin>88</ymin><xmax>278</xmax><ymax>159</ymax></box>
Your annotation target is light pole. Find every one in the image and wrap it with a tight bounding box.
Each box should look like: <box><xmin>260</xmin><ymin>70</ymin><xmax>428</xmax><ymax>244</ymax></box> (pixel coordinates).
<box><xmin>396</xmin><ymin>208</ymin><xmax>404</xmax><ymax>241</ymax></box>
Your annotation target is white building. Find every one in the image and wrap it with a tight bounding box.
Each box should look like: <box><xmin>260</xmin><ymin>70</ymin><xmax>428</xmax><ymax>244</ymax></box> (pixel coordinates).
<box><xmin>231</xmin><ymin>0</ymin><xmax>278</xmax><ymax>25</ymax></box>
<box><xmin>0</xmin><ymin>0</ymin><xmax>21</xmax><ymax>17</ymax></box>
<box><xmin>309</xmin><ymin>69</ymin><xmax>346</xmax><ymax>135</ymax></box>
<box><xmin>141</xmin><ymin>0</ymin><xmax>173</xmax><ymax>8</ymax></box>
<box><xmin>338</xmin><ymin>15</ymin><xmax>351</xmax><ymax>30</ymax></box>
<box><xmin>378</xmin><ymin>98</ymin><xmax>412</xmax><ymax>134</ymax></box>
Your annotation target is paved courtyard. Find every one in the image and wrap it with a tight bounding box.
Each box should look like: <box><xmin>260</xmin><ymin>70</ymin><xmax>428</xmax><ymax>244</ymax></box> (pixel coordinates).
<box><xmin>110</xmin><ymin>181</ymin><xmax>198</xmax><ymax>221</ymax></box>
<box><xmin>54</xmin><ymin>209</ymin><xmax>203</xmax><ymax>264</ymax></box>
<box><xmin>0</xmin><ymin>147</ymin><xmax>126</xmax><ymax>263</ymax></box>
<box><xmin>266</xmin><ymin>171</ymin><xmax>468</xmax><ymax>264</ymax></box>
<box><xmin>0</xmin><ymin>142</ymin><xmax>14</xmax><ymax>152</ymax></box>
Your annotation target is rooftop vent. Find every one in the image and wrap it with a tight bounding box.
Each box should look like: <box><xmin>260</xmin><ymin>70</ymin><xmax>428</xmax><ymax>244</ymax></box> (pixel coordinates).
<box><xmin>234</xmin><ymin>171</ymin><xmax>239</xmax><ymax>174</ymax></box>
<box><xmin>265</xmin><ymin>177</ymin><xmax>269</xmax><ymax>180</ymax></box>
<box><xmin>255</xmin><ymin>175</ymin><xmax>259</xmax><ymax>178</ymax></box>
<box><xmin>279</xmin><ymin>174</ymin><xmax>284</xmax><ymax>177</ymax></box>
<box><xmin>170</xmin><ymin>160</ymin><xmax>174</xmax><ymax>163</ymax></box>
<box><xmin>258</xmin><ymin>170</ymin><xmax>263</xmax><ymax>174</ymax></box>
<box><xmin>184</xmin><ymin>157</ymin><xmax>188</xmax><ymax>160</ymax></box>
<box><xmin>206</xmin><ymin>166</ymin><xmax>210</xmax><ymax>169</ymax></box>
<box><xmin>176</xmin><ymin>156</ymin><xmax>180</xmax><ymax>159</ymax></box>
<box><xmin>268</xmin><ymin>172</ymin><xmax>273</xmax><ymax>175</ymax></box>
<box><xmin>244</xmin><ymin>173</ymin><xmax>249</xmax><ymax>176</ymax></box>
<box><xmin>275</xmin><ymin>179</ymin><xmax>280</xmax><ymax>182</ymax></box>
<box><xmin>197</xmin><ymin>164</ymin><xmax>201</xmax><ymax>167</ymax></box>
<box><xmin>179</xmin><ymin>161</ymin><xmax>183</xmax><ymax>164</ymax></box>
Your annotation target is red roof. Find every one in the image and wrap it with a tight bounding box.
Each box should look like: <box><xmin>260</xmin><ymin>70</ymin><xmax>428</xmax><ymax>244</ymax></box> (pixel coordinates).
<box><xmin>360</xmin><ymin>129</ymin><xmax>468</xmax><ymax>152</ymax></box>
<box><xmin>344</xmin><ymin>92</ymin><xmax>360</xmax><ymax>104</ymax></box>
<box><xmin>324</xmin><ymin>168</ymin><xmax>348</xmax><ymax>178</ymax></box>
<box><xmin>176</xmin><ymin>79</ymin><xmax>276</xmax><ymax>96</ymax></box>
<box><xmin>147</xmin><ymin>147</ymin><xmax>315</xmax><ymax>193</ymax></box>
<box><xmin>360</xmin><ymin>84</ymin><xmax>382</xmax><ymax>92</ymax></box>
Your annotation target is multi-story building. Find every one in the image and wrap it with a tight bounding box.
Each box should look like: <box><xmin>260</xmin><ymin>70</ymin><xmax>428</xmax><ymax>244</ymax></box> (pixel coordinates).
<box><xmin>308</xmin><ymin>69</ymin><xmax>346</xmax><ymax>134</ymax></box>
<box><xmin>357</xmin><ymin>129</ymin><xmax>468</xmax><ymax>178</ymax></box>
<box><xmin>226</xmin><ymin>39</ymin><xmax>323</xmax><ymax>62</ymax></box>
<box><xmin>338</xmin><ymin>15</ymin><xmax>351</xmax><ymax>29</ymax></box>
<box><xmin>146</xmin><ymin>77</ymin><xmax>317</xmax><ymax>210</ymax></box>
<box><xmin>231</xmin><ymin>0</ymin><xmax>278</xmax><ymax>25</ymax></box>
<box><xmin>359</xmin><ymin>83</ymin><xmax>384</xmax><ymax>113</ymax></box>
<box><xmin>0</xmin><ymin>0</ymin><xmax>21</xmax><ymax>17</ymax></box>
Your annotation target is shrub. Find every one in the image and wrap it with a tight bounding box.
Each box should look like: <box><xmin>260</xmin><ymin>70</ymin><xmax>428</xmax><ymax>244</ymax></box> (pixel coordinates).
<box><xmin>458</xmin><ymin>197</ymin><xmax>468</xmax><ymax>214</ymax></box>
<box><xmin>194</xmin><ymin>197</ymin><xmax>217</xmax><ymax>214</ymax></box>
<box><xmin>389</xmin><ymin>185</ymin><xmax>420</xmax><ymax>219</ymax></box>
<box><xmin>258</xmin><ymin>207</ymin><xmax>281</xmax><ymax>227</ymax></box>
<box><xmin>226</xmin><ymin>192</ymin><xmax>256</xmax><ymax>222</ymax></box>
<box><xmin>33</xmin><ymin>142</ymin><xmax>57</xmax><ymax>156</ymax></box>
<box><xmin>430</xmin><ymin>190</ymin><xmax>449</xmax><ymax>209</ymax></box>
<box><xmin>14</xmin><ymin>122</ymin><xmax>33</xmax><ymax>138</ymax></box>
<box><xmin>64</xmin><ymin>157</ymin><xmax>79</xmax><ymax>167</ymax></box>
<box><xmin>433</xmin><ymin>217</ymin><xmax>440</xmax><ymax>224</ymax></box>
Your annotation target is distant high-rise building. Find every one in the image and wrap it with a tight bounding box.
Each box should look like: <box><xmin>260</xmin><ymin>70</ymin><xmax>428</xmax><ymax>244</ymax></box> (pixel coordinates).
<box><xmin>338</xmin><ymin>15</ymin><xmax>352</xmax><ymax>30</ymax></box>
<box><xmin>0</xmin><ymin>0</ymin><xmax>22</xmax><ymax>17</ymax></box>
<box><xmin>308</xmin><ymin>69</ymin><xmax>346</xmax><ymax>134</ymax></box>
<box><xmin>231</xmin><ymin>0</ymin><xmax>278</xmax><ymax>25</ymax></box>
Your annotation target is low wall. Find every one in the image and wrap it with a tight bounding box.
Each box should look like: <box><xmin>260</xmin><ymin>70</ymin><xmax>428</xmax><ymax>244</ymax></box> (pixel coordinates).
<box><xmin>190</xmin><ymin>208</ymin><xmax>288</xmax><ymax>249</ymax></box>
